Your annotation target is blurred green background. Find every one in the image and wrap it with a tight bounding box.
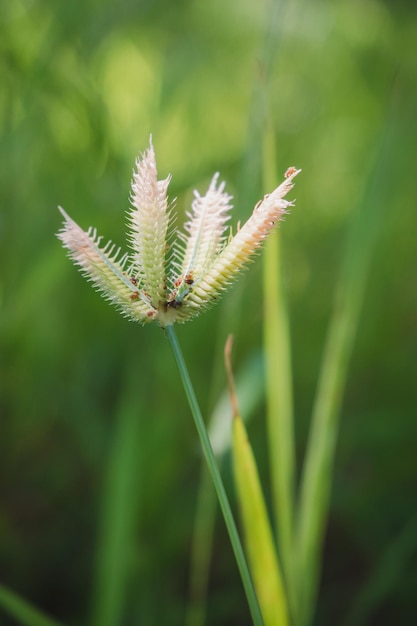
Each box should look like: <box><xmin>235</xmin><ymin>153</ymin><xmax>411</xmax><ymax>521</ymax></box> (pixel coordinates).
<box><xmin>1</xmin><ymin>0</ymin><xmax>416</xmax><ymax>625</ymax></box>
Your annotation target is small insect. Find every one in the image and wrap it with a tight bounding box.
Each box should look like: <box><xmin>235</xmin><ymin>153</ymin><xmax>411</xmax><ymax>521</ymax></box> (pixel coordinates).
<box><xmin>130</xmin><ymin>292</ymin><xmax>139</xmax><ymax>301</ymax></box>
<box><xmin>146</xmin><ymin>310</ymin><xmax>156</xmax><ymax>318</ymax></box>
<box><xmin>130</xmin><ymin>276</ymin><xmax>138</xmax><ymax>286</ymax></box>
<box><xmin>167</xmin><ymin>299</ymin><xmax>183</xmax><ymax>309</ymax></box>
<box><xmin>285</xmin><ymin>166</ymin><xmax>297</xmax><ymax>179</ymax></box>
<box><xmin>185</xmin><ymin>273</ymin><xmax>194</xmax><ymax>286</ymax></box>
<box><xmin>174</xmin><ymin>276</ymin><xmax>183</xmax><ymax>288</ymax></box>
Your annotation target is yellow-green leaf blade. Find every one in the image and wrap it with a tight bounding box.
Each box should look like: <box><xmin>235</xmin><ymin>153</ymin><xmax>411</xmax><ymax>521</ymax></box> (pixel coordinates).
<box><xmin>233</xmin><ymin>415</ymin><xmax>289</xmax><ymax>626</ymax></box>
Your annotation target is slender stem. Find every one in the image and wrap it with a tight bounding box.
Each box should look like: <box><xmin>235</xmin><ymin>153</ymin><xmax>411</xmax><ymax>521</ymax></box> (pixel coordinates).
<box><xmin>165</xmin><ymin>324</ymin><xmax>264</xmax><ymax>626</ymax></box>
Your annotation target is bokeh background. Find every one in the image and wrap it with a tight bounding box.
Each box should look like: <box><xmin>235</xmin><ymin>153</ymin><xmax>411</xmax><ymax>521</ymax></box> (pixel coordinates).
<box><xmin>1</xmin><ymin>0</ymin><xmax>416</xmax><ymax>625</ymax></box>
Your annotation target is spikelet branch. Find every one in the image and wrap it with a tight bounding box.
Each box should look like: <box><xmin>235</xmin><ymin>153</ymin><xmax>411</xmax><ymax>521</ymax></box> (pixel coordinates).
<box><xmin>57</xmin><ymin>207</ymin><xmax>155</xmax><ymax>323</ymax></box>
<box><xmin>127</xmin><ymin>141</ymin><xmax>171</xmax><ymax>307</ymax></box>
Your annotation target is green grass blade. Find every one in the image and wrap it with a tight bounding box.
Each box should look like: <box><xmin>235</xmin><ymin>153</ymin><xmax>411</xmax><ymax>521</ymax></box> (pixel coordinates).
<box><xmin>185</xmin><ymin>464</ymin><xmax>217</xmax><ymax>626</ymax></box>
<box><xmin>262</xmin><ymin>124</ymin><xmax>296</xmax><ymax>616</ymax></box>
<box><xmin>233</xmin><ymin>414</ymin><xmax>289</xmax><ymax>626</ymax></box>
<box><xmin>0</xmin><ymin>584</ymin><xmax>64</xmax><ymax>626</ymax></box>
<box><xmin>295</xmin><ymin>83</ymin><xmax>402</xmax><ymax>626</ymax></box>
<box><xmin>91</xmin><ymin>366</ymin><xmax>142</xmax><ymax>626</ymax></box>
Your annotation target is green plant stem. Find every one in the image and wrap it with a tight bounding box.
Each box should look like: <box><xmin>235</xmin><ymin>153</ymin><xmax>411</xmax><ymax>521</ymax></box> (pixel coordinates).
<box><xmin>165</xmin><ymin>324</ymin><xmax>264</xmax><ymax>626</ymax></box>
<box><xmin>186</xmin><ymin>353</ymin><xmax>265</xmax><ymax>626</ymax></box>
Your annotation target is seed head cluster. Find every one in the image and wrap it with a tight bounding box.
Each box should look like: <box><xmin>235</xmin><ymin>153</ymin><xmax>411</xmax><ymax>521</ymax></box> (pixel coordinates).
<box><xmin>58</xmin><ymin>140</ymin><xmax>300</xmax><ymax>327</ymax></box>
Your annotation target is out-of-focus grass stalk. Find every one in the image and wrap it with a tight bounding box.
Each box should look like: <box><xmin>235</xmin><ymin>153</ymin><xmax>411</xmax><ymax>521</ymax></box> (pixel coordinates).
<box><xmin>262</xmin><ymin>125</ymin><xmax>296</xmax><ymax>618</ymax></box>
<box><xmin>185</xmin><ymin>463</ymin><xmax>217</xmax><ymax>626</ymax></box>
<box><xmin>91</xmin><ymin>366</ymin><xmax>142</xmax><ymax>626</ymax></box>
<box><xmin>226</xmin><ymin>337</ymin><xmax>289</xmax><ymax>626</ymax></box>
<box><xmin>342</xmin><ymin>515</ymin><xmax>417</xmax><ymax>626</ymax></box>
<box><xmin>0</xmin><ymin>584</ymin><xmax>64</xmax><ymax>626</ymax></box>
<box><xmin>166</xmin><ymin>325</ymin><xmax>264</xmax><ymax>626</ymax></box>
<box><xmin>295</xmin><ymin>96</ymin><xmax>398</xmax><ymax>626</ymax></box>
<box><xmin>296</xmin><ymin>276</ymin><xmax>360</xmax><ymax>626</ymax></box>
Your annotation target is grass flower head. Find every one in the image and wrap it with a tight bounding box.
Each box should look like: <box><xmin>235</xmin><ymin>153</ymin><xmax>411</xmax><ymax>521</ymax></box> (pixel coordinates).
<box><xmin>58</xmin><ymin>139</ymin><xmax>300</xmax><ymax>327</ymax></box>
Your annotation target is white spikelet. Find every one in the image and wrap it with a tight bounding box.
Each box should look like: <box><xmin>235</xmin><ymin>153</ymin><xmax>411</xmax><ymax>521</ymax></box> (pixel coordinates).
<box><xmin>57</xmin><ymin>207</ymin><xmax>156</xmax><ymax>323</ymax></box>
<box><xmin>127</xmin><ymin>140</ymin><xmax>171</xmax><ymax>308</ymax></box>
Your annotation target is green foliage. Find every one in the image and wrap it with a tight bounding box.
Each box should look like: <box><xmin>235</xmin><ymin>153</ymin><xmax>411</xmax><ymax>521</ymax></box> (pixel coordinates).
<box><xmin>1</xmin><ymin>0</ymin><xmax>416</xmax><ymax>625</ymax></box>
